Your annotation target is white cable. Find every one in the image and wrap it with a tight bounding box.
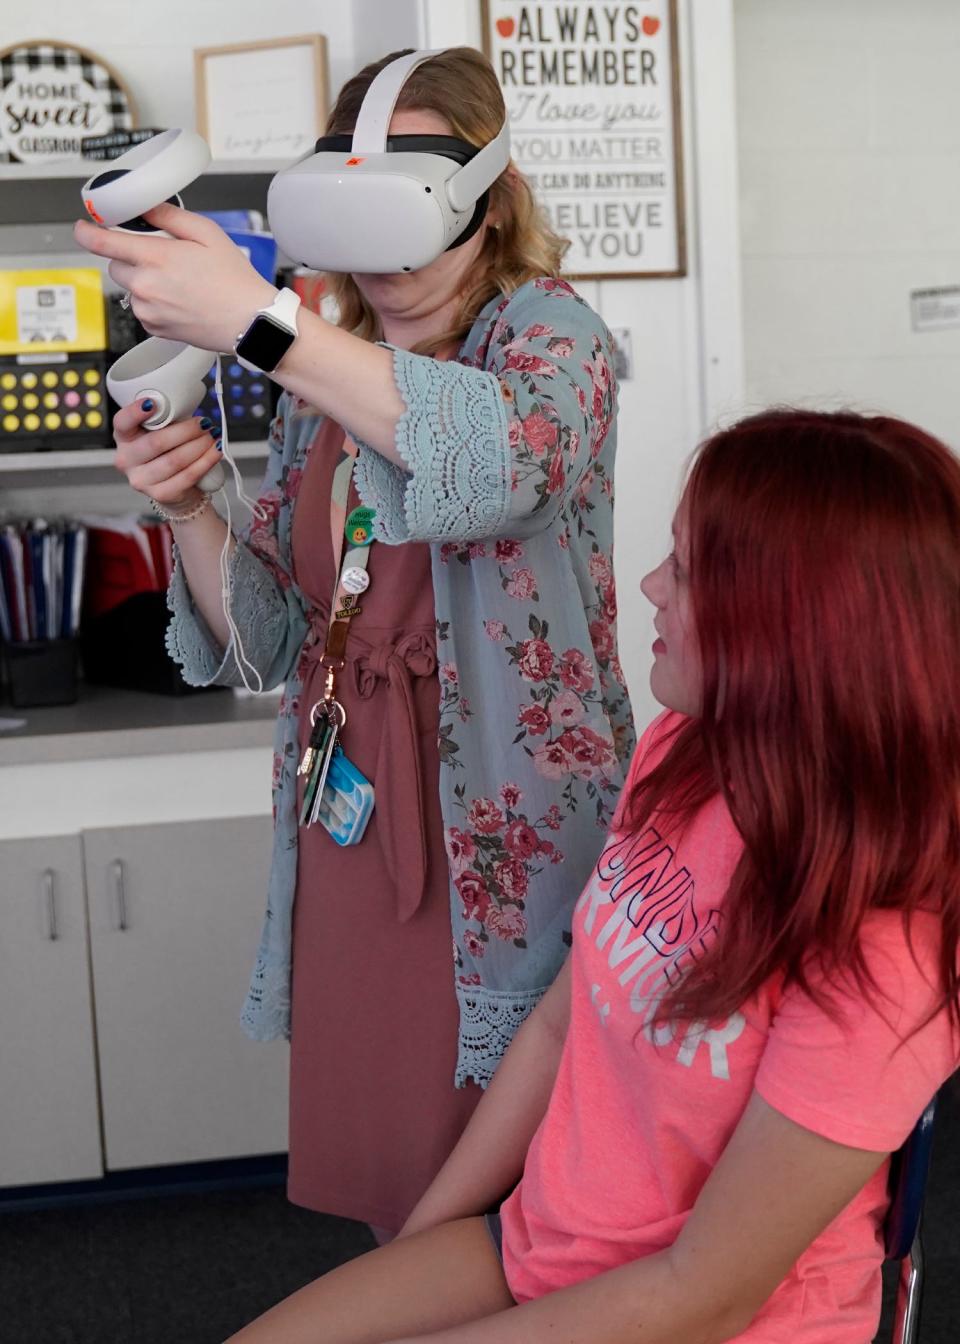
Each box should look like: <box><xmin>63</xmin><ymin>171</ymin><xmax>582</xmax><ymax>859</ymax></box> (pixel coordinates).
<box><xmin>210</xmin><ymin>353</ymin><xmax>268</xmax><ymax>695</ymax></box>
<box><xmin>213</xmin><ymin>354</ymin><xmax>268</xmax><ymax>520</ymax></box>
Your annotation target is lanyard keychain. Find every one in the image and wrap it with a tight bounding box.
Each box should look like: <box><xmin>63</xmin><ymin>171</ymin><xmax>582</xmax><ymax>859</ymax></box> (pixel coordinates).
<box><xmin>298</xmin><ymin>450</ymin><xmax>376</xmax><ymax>844</ymax></box>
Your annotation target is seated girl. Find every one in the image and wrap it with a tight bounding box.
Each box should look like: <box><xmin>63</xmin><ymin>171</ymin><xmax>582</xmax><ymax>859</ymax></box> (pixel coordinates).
<box><xmin>228</xmin><ymin>408</ymin><xmax>960</xmax><ymax>1344</ymax></box>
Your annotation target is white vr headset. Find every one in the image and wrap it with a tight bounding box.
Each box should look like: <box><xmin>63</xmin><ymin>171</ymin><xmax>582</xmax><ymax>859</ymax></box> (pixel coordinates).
<box><xmin>267</xmin><ymin>49</ymin><xmax>512</xmax><ymax>274</ymax></box>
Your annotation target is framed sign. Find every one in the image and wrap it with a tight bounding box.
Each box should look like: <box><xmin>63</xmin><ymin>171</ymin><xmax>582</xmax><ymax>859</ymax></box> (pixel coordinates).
<box><xmin>481</xmin><ymin>0</ymin><xmax>686</xmax><ymax>279</ymax></box>
<box><xmin>194</xmin><ymin>34</ymin><xmax>328</xmax><ymax>161</ymax></box>
<box><xmin>0</xmin><ymin>40</ymin><xmax>136</xmax><ymax>165</ymax></box>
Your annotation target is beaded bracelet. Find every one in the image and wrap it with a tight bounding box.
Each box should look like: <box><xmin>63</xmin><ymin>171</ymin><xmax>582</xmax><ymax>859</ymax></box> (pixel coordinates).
<box><xmin>149</xmin><ymin>493</ymin><xmax>211</xmax><ymax>525</ymax></box>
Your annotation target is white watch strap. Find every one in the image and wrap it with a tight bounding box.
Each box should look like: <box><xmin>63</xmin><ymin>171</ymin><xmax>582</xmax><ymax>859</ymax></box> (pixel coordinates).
<box><xmin>262</xmin><ymin>286</ymin><xmax>301</xmax><ymax>331</ymax></box>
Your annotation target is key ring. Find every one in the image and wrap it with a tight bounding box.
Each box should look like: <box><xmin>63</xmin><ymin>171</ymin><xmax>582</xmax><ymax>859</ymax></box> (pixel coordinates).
<box><xmin>311</xmin><ymin>698</ymin><xmax>347</xmax><ymax>730</ymax></box>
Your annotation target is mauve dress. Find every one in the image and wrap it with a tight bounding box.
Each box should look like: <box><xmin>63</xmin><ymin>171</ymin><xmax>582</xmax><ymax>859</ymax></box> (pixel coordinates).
<box><xmin>287</xmin><ymin>421</ymin><xmax>481</xmax><ymax>1231</ymax></box>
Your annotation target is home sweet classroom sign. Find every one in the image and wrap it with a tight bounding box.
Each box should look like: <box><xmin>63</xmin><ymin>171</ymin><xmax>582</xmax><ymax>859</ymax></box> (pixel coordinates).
<box><xmin>482</xmin><ymin>1</ymin><xmax>685</xmax><ymax>278</ymax></box>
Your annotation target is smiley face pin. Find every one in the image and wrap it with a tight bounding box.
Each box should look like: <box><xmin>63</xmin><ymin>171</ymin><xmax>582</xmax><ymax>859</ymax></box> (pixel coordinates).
<box><xmin>345</xmin><ymin>506</ymin><xmax>376</xmax><ymax>547</ymax></box>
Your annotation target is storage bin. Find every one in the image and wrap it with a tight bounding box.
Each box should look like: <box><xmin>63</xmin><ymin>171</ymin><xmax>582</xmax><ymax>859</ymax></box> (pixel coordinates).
<box><xmin>5</xmin><ymin>638</ymin><xmax>79</xmax><ymax>708</ymax></box>
<box><xmin>80</xmin><ymin>590</ymin><xmax>220</xmax><ymax>696</ymax></box>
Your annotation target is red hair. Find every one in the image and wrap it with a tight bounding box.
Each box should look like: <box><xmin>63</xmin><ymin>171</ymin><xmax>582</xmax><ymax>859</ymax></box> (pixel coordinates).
<box><xmin>627</xmin><ymin>409</ymin><xmax>960</xmax><ymax>1030</ymax></box>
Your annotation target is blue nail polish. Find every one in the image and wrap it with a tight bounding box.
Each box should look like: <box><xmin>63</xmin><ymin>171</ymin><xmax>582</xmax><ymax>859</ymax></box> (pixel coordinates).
<box><xmin>141</xmin><ymin>398</ymin><xmax>154</xmax><ymax>412</ymax></box>
<box><xmin>214</xmin><ymin>436</ymin><xmax>223</xmax><ymax>452</ymax></box>
<box><xmin>199</xmin><ymin>416</ymin><xmax>213</xmax><ymax>430</ymax></box>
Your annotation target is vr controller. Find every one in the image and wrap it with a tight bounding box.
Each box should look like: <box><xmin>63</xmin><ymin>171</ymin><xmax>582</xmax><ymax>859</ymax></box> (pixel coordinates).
<box><xmin>106</xmin><ymin>337</ymin><xmax>219</xmax><ymax>431</ymax></box>
<box><xmin>82</xmin><ymin>128</ymin><xmax>210</xmax><ymax>230</ymax></box>
<box><xmin>82</xmin><ymin>129</ymin><xmax>224</xmax><ymax>493</ymax></box>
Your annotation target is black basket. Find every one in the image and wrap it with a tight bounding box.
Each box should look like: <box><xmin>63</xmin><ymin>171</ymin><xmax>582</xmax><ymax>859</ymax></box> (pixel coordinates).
<box><xmin>5</xmin><ymin>638</ymin><xmax>79</xmax><ymax>708</ymax></box>
<box><xmin>80</xmin><ymin>591</ymin><xmax>222</xmax><ymax>697</ymax></box>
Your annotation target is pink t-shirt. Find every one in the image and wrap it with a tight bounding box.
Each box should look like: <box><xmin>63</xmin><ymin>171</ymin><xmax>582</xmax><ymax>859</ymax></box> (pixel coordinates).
<box><xmin>500</xmin><ymin>712</ymin><xmax>958</xmax><ymax>1341</ymax></box>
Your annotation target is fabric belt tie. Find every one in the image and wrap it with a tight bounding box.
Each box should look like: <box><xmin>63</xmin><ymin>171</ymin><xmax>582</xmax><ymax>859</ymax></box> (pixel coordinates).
<box><xmin>351</xmin><ymin>631</ymin><xmax>437</xmax><ymax>922</ymax></box>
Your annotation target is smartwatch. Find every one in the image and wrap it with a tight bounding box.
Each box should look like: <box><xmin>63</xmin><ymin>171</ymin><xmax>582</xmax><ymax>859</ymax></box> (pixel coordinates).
<box><xmin>235</xmin><ymin>287</ymin><xmax>302</xmax><ymax>374</ymax></box>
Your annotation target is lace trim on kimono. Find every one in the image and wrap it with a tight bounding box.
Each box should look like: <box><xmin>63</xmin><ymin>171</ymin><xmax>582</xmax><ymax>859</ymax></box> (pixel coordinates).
<box><xmin>454</xmin><ymin>984</ymin><xmax>546</xmax><ymax>1088</ymax></box>
<box><xmin>353</xmin><ymin>348</ymin><xmax>512</xmax><ymax>544</ymax></box>
<box><xmin>165</xmin><ymin>543</ymin><xmax>288</xmax><ymax>688</ymax></box>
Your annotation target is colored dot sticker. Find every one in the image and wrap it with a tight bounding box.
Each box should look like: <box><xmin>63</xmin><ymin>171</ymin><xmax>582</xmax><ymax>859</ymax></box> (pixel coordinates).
<box><xmin>1</xmin><ymin>393</ymin><xmax>17</xmax><ymax>411</ymax></box>
<box><xmin>85</xmin><ymin>389</ymin><xmax>102</xmax><ymax>407</ymax></box>
<box><xmin>3</xmin><ymin>414</ymin><xmax>19</xmax><ymax>431</ymax></box>
<box><xmin>64</xmin><ymin>391</ymin><xmax>81</xmax><ymax>408</ymax></box>
<box><xmin>22</xmin><ymin>393</ymin><xmax>39</xmax><ymax>410</ymax></box>
<box><xmin>23</xmin><ymin>413</ymin><xmax>41</xmax><ymax>432</ymax></box>
<box><xmin>62</xmin><ymin>370</ymin><xmax>80</xmax><ymax>387</ymax></box>
<box><xmin>42</xmin><ymin>371</ymin><xmax>59</xmax><ymax>388</ymax></box>
<box><xmin>83</xmin><ymin>369</ymin><xmax>100</xmax><ymax>386</ymax></box>
<box><xmin>44</xmin><ymin>412</ymin><xmax>61</xmax><ymax>430</ymax></box>
<box><xmin>345</xmin><ymin>506</ymin><xmax>376</xmax><ymax>547</ymax></box>
<box><xmin>21</xmin><ymin>372</ymin><xmax>38</xmax><ymax>389</ymax></box>
<box><xmin>43</xmin><ymin>392</ymin><xmax>59</xmax><ymax>409</ymax></box>
<box><xmin>65</xmin><ymin>412</ymin><xmax>82</xmax><ymax>429</ymax></box>
<box><xmin>1</xmin><ymin>373</ymin><xmax>15</xmax><ymax>390</ymax></box>
<box><xmin>85</xmin><ymin>410</ymin><xmax>103</xmax><ymax>428</ymax></box>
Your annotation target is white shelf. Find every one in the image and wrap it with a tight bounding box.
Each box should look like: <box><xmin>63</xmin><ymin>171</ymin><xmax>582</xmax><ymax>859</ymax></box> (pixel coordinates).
<box><xmin>0</xmin><ymin>440</ymin><xmax>269</xmax><ymax>474</ymax></box>
<box><xmin>0</xmin><ymin>159</ymin><xmax>288</xmax><ymax>181</ymax></box>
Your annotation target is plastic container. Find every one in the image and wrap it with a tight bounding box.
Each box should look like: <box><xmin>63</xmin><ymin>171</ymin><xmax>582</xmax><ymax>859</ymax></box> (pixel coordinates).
<box><xmin>316</xmin><ymin>749</ymin><xmax>375</xmax><ymax>846</ymax></box>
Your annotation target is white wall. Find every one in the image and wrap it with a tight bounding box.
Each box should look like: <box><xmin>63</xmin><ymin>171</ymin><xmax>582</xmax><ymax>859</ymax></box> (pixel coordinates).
<box><xmin>735</xmin><ymin>0</ymin><xmax>960</xmax><ymax>448</ymax></box>
<box><xmin>351</xmin><ymin>0</ymin><xmax>422</xmax><ymax>68</ymax></box>
<box><xmin>1</xmin><ymin>0</ymin><xmax>358</xmax><ymax>132</ymax></box>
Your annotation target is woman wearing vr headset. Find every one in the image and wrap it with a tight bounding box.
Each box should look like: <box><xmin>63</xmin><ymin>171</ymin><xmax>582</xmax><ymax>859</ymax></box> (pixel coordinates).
<box><xmin>74</xmin><ymin>48</ymin><xmax>634</xmax><ymax>1239</ymax></box>
<box><xmin>226</xmin><ymin>410</ymin><xmax>960</xmax><ymax>1344</ymax></box>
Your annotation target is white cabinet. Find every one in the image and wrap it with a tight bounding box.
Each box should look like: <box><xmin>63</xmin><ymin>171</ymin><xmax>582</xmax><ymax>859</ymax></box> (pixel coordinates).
<box><xmin>0</xmin><ymin>810</ymin><xmax>288</xmax><ymax>1188</ymax></box>
<box><xmin>84</xmin><ymin>816</ymin><xmax>288</xmax><ymax>1170</ymax></box>
<box><xmin>0</xmin><ymin>836</ymin><xmax>102</xmax><ymax>1186</ymax></box>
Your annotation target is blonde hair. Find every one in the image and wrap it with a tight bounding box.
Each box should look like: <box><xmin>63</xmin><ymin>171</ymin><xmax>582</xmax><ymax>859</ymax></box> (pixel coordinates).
<box><xmin>322</xmin><ymin>47</ymin><xmax>569</xmax><ymax>356</ymax></box>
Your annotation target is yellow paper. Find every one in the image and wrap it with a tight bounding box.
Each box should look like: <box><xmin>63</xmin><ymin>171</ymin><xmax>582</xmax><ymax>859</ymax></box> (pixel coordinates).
<box><xmin>0</xmin><ymin>268</ymin><xmax>107</xmax><ymax>355</ymax></box>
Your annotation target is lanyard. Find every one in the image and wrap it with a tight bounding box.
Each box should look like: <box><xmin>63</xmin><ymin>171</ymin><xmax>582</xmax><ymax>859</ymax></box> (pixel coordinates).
<box><xmin>320</xmin><ymin>440</ymin><xmax>374</xmax><ymax>705</ymax></box>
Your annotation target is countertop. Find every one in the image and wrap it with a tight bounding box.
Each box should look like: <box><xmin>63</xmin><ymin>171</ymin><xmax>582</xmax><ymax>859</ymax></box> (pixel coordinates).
<box><xmin>0</xmin><ymin>683</ymin><xmax>279</xmax><ymax>767</ymax></box>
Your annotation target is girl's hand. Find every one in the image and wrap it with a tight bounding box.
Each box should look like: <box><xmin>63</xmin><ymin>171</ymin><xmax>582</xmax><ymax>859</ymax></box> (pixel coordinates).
<box><xmin>114</xmin><ymin>401</ymin><xmax>222</xmax><ymax>507</ymax></box>
<box><xmin>73</xmin><ymin>204</ymin><xmax>277</xmax><ymax>354</ymax></box>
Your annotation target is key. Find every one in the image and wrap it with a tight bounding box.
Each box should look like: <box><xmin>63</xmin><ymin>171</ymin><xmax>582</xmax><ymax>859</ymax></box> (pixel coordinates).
<box><xmin>309</xmin><ymin>705</ymin><xmax>344</xmax><ymax>827</ymax></box>
<box><xmin>298</xmin><ymin>703</ymin><xmax>329</xmax><ymax>778</ymax></box>
<box><xmin>300</xmin><ymin>718</ymin><xmax>332</xmax><ymax>826</ymax></box>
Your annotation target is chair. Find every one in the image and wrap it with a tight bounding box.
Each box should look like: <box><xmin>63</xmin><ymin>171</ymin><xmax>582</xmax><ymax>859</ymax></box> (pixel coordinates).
<box><xmin>882</xmin><ymin>1095</ymin><xmax>938</xmax><ymax>1344</ymax></box>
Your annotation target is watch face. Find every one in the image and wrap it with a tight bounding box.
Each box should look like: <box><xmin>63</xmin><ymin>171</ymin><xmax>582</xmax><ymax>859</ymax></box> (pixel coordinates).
<box><xmin>236</xmin><ymin>314</ymin><xmax>296</xmax><ymax>373</ymax></box>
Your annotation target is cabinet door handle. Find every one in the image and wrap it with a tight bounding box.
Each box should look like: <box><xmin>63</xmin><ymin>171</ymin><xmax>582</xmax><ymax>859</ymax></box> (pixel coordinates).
<box><xmin>111</xmin><ymin>859</ymin><xmax>128</xmax><ymax>932</ymax></box>
<box><xmin>42</xmin><ymin>868</ymin><xmax>58</xmax><ymax>942</ymax></box>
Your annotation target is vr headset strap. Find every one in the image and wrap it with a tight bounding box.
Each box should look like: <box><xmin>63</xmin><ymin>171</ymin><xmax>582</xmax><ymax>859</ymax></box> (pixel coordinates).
<box><xmin>351</xmin><ymin>49</ymin><xmax>443</xmax><ymax>153</ymax></box>
<box><xmin>447</xmin><ymin>120</ymin><xmax>512</xmax><ymax>212</ymax></box>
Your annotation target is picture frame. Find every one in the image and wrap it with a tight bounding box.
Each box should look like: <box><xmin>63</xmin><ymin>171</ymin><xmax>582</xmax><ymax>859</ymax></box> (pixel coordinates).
<box><xmin>194</xmin><ymin>33</ymin><xmax>328</xmax><ymax>162</ymax></box>
<box><xmin>480</xmin><ymin>0</ymin><xmax>687</xmax><ymax>280</ymax></box>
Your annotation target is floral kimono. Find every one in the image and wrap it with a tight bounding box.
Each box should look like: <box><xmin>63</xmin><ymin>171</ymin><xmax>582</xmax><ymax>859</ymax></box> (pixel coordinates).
<box><xmin>168</xmin><ymin>276</ymin><xmax>635</xmax><ymax>1086</ymax></box>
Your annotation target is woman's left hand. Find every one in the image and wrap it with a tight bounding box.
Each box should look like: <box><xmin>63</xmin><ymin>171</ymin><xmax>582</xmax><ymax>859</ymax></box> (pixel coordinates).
<box><xmin>73</xmin><ymin>204</ymin><xmax>278</xmax><ymax>354</ymax></box>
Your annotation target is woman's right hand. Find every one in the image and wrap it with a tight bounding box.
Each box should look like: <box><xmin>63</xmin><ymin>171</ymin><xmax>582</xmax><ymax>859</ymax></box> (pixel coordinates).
<box><xmin>113</xmin><ymin>401</ymin><xmax>222</xmax><ymax>507</ymax></box>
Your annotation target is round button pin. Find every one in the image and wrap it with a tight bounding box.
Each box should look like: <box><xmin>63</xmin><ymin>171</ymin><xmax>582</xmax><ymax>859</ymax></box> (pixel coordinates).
<box><xmin>341</xmin><ymin>566</ymin><xmax>370</xmax><ymax>596</ymax></box>
<box><xmin>345</xmin><ymin>505</ymin><xmax>376</xmax><ymax>547</ymax></box>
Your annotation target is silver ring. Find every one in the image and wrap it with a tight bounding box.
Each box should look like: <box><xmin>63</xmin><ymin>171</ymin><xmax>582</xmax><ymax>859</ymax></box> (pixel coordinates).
<box><xmin>119</xmin><ymin>292</ymin><xmax>131</xmax><ymax>311</ymax></box>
